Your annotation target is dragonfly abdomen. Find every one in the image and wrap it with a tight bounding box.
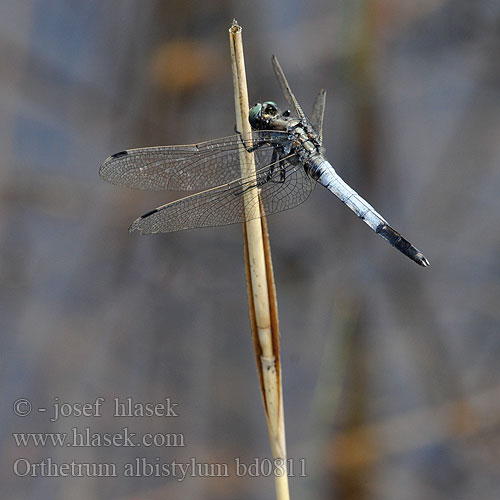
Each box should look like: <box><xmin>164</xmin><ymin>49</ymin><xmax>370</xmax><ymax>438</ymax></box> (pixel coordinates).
<box><xmin>307</xmin><ymin>157</ymin><xmax>430</xmax><ymax>266</ymax></box>
<box><xmin>308</xmin><ymin>157</ymin><xmax>386</xmax><ymax>231</ymax></box>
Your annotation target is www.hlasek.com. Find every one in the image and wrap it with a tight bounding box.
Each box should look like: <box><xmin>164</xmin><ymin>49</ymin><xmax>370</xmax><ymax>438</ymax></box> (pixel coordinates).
<box><xmin>13</xmin><ymin>427</ymin><xmax>185</xmax><ymax>448</ymax></box>
<box><xmin>13</xmin><ymin>457</ymin><xmax>307</xmax><ymax>479</ymax></box>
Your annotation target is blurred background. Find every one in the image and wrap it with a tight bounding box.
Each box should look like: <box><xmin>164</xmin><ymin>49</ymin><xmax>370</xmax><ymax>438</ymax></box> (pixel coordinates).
<box><xmin>2</xmin><ymin>0</ymin><xmax>500</xmax><ymax>499</ymax></box>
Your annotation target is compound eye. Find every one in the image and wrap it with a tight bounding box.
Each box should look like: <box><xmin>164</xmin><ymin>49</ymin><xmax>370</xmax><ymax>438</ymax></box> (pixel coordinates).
<box><xmin>263</xmin><ymin>101</ymin><xmax>278</xmax><ymax>115</ymax></box>
<box><xmin>248</xmin><ymin>103</ymin><xmax>263</xmax><ymax>128</ymax></box>
<box><xmin>283</xmin><ymin>109</ymin><xmax>291</xmax><ymax>117</ymax></box>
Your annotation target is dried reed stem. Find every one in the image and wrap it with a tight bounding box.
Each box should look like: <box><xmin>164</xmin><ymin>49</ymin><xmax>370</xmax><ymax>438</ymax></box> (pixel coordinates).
<box><xmin>229</xmin><ymin>19</ymin><xmax>290</xmax><ymax>500</ymax></box>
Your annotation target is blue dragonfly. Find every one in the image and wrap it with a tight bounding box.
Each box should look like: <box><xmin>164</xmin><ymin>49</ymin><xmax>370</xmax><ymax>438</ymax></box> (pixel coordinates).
<box><xmin>100</xmin><ymin>56</ymin><xmax>429</xmax><ymax>267</ymax></box>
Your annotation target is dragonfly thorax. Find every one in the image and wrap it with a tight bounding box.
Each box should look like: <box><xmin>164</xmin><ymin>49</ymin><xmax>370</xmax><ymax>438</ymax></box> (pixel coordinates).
<box><xmin>290</xmin><ymin>124</ymin><xmax>323</xmax><ymax>158</ymax></box>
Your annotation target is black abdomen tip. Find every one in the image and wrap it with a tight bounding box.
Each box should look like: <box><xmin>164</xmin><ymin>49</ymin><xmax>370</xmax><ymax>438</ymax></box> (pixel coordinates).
<box><xmin>376</xmin><ymin>224</ymin><xmax>430</xmax><ymax>267</ymax></box>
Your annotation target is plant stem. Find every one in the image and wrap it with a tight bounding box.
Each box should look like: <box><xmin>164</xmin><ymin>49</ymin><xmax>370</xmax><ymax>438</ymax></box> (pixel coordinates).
<box><xmin>229</xmin><ymin>19</ymin><xmax>290</xmax><ymax>500</ymax></box>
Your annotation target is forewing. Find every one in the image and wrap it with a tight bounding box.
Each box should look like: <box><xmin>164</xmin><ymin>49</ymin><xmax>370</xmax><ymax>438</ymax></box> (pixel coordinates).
<box><xmin>311</xmin><ymin>89</ymin><xmax>326</xmax><ymax>144</ymax></box>
<box><xmin>129</xmin><ymin>155</ymin><xmax>315</xmax><ymax>234</ymax></box>
<box><xmin>271</xmin><ymin>55</ymin><xmax>308</xmax><ymax>123</ymax></box>
<box><xmin>99</xmin><ymin>132</ymin><xmax>289</xmax><ymax>191</ymax></box>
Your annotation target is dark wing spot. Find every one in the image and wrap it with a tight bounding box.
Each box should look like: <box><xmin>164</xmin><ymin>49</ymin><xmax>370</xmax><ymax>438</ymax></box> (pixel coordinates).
<box><xmin>140</xmin><ymin>208</ymin><xmax>159</xmax><ymax>219</ymax></box>
<box><xmin>111</xmin><ymin>150</ymin><xmax>128</xmax><ymax>159</ymax></box>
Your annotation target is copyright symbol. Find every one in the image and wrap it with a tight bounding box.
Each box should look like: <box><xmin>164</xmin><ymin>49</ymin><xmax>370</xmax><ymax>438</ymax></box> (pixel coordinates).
<box><xmin>13</xmin><ymin>398</ymin><xmax>32</xmax><ymax>417</ymax></box>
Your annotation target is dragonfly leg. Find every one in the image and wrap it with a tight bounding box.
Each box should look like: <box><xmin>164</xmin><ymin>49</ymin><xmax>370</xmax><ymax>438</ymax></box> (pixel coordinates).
<box><xmin>232</xmin><ymin>149</ymin><xmax>284</xmax><ymax>197</ymax></box>
<box><xmin>257</xmin><ymin>148</ymin><xmax>289</xmax><ymax>186</ymax></box>
<box><xmin>269</xmin><ymin>153</ymin><xmax>287</xmax><ymax>184</ymax></box>
<box><xmin>263</xmin><ymin>150</ymin><xmax>288</xmax><ymax>185</ymax></box>
<box><xmin>234</xmin><ymin>125</ymin><xmax>267</xmax><ymax>153</ymax></box>
<box><xmin>263</xmin><ymin>149</ymin><xmax>278</xmax><ymax>182</ymax></box>
<box><xmin>236</xmin><ymin>151</ymin><xmax>289</xmax><ymax>197</ymax></box>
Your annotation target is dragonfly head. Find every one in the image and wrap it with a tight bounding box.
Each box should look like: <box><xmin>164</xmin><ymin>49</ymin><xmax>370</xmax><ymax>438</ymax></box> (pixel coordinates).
<box><xmin>249</xmin><ymin>101</ymin><xmax>282</xmax><ymax>130</ymax></box>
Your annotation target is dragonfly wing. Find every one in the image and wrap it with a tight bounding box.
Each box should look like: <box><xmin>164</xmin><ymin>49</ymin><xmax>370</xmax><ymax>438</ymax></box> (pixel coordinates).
<box><xmin>311</xmin><ymin>89</ymin><xmax>326</xmax><ymax>144</ymax></box>
<box><xmin>99</xmin><ymin>132</ymin><xmax>289</xmax><ymax>191</ymax></box>
<box><xmin>259</xmin><ymin>157</ymin><xmax>315</xmax><ymax>218</ymax></box>
<box><xmin>129</xmin><ymin>155</ymin><xmax>315</xmax><ymax>234</ymax></box>
<box><xmin>271</xmin><ymin>55</ymin><xmax>309</xmax><ymax>123</ymax></box>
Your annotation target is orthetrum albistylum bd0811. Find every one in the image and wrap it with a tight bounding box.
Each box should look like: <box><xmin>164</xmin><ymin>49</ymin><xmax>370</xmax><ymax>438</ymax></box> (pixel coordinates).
<box><xmin>100</xmin><ymin>56</ymin><xmax>429</xmax><ymax>267</ymax></box>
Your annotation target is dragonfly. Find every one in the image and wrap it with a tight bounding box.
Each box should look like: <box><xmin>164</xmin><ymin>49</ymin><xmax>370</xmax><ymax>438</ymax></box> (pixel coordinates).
<box><xmin>100</xmin><ymin>55</ymin><xmax>429</xmax><ymax>267</ymax></box>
